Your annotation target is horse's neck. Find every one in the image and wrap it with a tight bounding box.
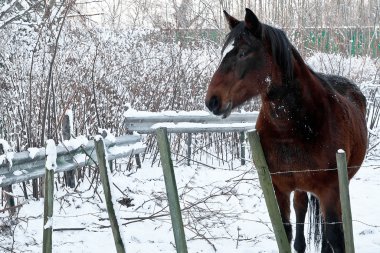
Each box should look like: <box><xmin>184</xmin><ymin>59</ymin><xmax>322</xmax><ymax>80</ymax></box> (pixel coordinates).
<box><xmin>293</xmin><ymin>59</ymin><xmax>331</xmax><ymax>103</ymax></box>
<box><xmin>260</xmin><ymin>59</ymin><xmax>328</xmax><ymax>131</ymax></box>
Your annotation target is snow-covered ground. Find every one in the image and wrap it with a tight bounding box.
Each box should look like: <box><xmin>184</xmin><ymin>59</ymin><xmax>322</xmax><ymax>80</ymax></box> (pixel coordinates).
<box><xmin>0</xmin><ymin>138</ymin><xmax>379</xmax><ymax>252</ymax></box>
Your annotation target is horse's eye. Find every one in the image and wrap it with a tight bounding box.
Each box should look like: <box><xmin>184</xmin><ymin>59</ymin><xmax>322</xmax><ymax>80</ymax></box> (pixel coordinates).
<box><xmin>238</xmin><ymin>51</ymin><xmax>247</xmax><ymax>58</ymax></box>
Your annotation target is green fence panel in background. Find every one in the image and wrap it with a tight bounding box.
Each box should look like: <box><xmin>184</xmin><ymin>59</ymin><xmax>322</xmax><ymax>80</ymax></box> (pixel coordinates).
<box><xmin>166</xmin><ymin>28</ymin><xmax>379</xmax><ymax>58</ymax></box>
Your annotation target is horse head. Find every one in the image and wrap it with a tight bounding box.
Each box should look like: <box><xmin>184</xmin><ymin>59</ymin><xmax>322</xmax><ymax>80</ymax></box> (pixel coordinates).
<box><xmin>205</xmin><ymin>8</ymin><xmax>294</xmax><ymax>118</ymax></box>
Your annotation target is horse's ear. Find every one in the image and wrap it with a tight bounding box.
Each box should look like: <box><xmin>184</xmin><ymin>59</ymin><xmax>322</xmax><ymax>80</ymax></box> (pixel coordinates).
<box><xmin>245</xmin><ymin>8</ymin><xmax>262</xmax><ymax>37</ymax></box>
<box><xmin>223</xmin><ymin>10</ymin><xmax>239</xmax><ymax>30</ymax></box>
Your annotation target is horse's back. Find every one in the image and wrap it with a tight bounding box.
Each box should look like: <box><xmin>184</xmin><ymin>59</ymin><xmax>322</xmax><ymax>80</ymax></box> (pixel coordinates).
<box><xmin>316</xmin><ymin>73</ymin><xmax>368</xmax><ymax>175</ymax></box>
<box><xmin>317</xmin><ymin>73</ymin><xmax>367</xmax><ymax>114</ymax></box>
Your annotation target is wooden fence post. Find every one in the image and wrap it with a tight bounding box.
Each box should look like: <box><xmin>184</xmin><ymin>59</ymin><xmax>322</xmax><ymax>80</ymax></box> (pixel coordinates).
<box><xmin>62</xmin><ymin>111</ymin><xmax>75</xmax><ymax>188</ymax></box>
<box><xmin>0</xmin><ymin>142</ymin><xmax>15</xmax><ymax>215</ymax></box>
<box><xmin>43</xmin><ymin>140</ymin><xmax>56</xmax><ymax>253</ymax></box>
<box><xmin>336</xmin><ymin>150</ymin><xmax>355</xmax><ymax>253</ymax></box>
<box><xmin>186</xmin><ymin>133</ymin><xmax>192</xmax><ymax>166</ymax></box>
<box><xmin>94</xmin><ymin>137</ymin><xmax>126</xmax><ymax>253</ymax></box>
<box><xmin>247</xmin><ymin>130</ymin><xmax>291</xmax><ymax>253</ymax></box>
<box><xmin>156</xmin><ymin>127</ymin><xmax>188</xmax><ymax>253</ymax></box>
<box><xmin>32</xmin><ymin>178</ymin><xmax>39</xmax><ymax>199</ymax></box>
<box><xmin>240</xmin><ymin>132</ymin><xmax>245</xmax><ymax>165</ymax></box>
<box><xmin>134</xmin><ymin>154</ymin><xmax>142</xmax><ymax>168</ymax></box>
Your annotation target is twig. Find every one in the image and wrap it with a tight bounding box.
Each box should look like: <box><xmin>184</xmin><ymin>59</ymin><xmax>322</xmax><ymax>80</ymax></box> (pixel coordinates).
<box><xmin>0</xmin><ymin>203</ymin><xmax>24</xmax><ymax>213</ymax></box>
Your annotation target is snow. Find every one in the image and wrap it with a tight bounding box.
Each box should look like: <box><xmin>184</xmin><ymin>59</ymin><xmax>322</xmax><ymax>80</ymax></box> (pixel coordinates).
<box><xmin>12</xmin><ymin>170</ymin><xmax>23</xmax><ymax>176</ymax></box>
<box><xmin>108</xmin><ymin>142</ymin><xmax>146</xmax><ymax>156</ymax></box>
<box><xmin>73</xmin><ymin>153</ymin><xmax>87</xmax><ymax>164</ymax></box>
<box><xmin>44</xmin><ymin>217</ymin><xmax>53</xmax><ymax>229</ymax></box>
<box><xmin>99</xmin><ymin>128</ymin><xmax>116</xmax><ymax>143</ymax></box>
<box><xmin>306</xmin><ymin>53</ymin><xmax>377</xmax><ymax>85</ymax></box>
<box><xmin>65</xmin><ymin>109</ymin><xmax>74</xmax><ymax>137</ymax></box>
<box><xmin>0</xmin><ymin>139</ymin><xmax>14</xmax><ymax>167</ymax></box>
<box><xmin>265</xmin><ymin>76</ymin><xmax>272</xmax><ymax>85</ymax></box>
<box><xmin>61</xmin><ymin>135</ymin><xmax>89</xmax><ymax>150</ymax></box>
<box><xmin>45</xmin><ymin>139</ymin><xmax>57</xmax><ymax>171</ymax></box>
<box><xmin>124</xmin><ymin>108</ymin><xmax>213</xmax><ymax>118</ymax></box>
<box><xmin>28</xmin><ymin>147</ymin><xmax>41</xmax><ymax>159</ymax></box>
<box><xmin>0</xmin><ymin>1</ymin><xmax>16</xmax><ymax>14</ymax></box>
<box><xmin>0</xmin><ymin>143</ymin><xmax>378</xmax><ymax>252</ymax></box>
<box><xmin>149</xmin><ymin>122</ymin><xmax>255</xmax><ymax>130</ymax></box>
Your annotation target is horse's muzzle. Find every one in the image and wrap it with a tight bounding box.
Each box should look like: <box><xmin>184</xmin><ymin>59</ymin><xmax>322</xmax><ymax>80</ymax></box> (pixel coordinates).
<box><xmin>206</xmin><ymin>96</ymin><xmax>232</xmax><ymax>118</ymax></box>
<box><xmin>206</xmin><ymin>96</ymin><xmax>220</xmax><ymax>113</ymax></box>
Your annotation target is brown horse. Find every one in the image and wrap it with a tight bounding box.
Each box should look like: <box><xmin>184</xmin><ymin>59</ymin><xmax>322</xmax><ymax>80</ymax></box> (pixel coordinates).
<box><xmin>205</xmin><ymin>9</ymin><xmax>367</xmax><ymax>253</ymax></box>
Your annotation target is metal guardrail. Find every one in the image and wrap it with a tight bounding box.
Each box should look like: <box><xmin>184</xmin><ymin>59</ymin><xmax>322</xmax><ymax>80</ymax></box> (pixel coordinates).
<box><xmin>124</xmin><ymin>110</ymin><xmax>259</xmax><ymax>166</ymax></box>
<box><xmin>124</xmin><ymin>110</ymin><xmax>259</xmax><ymax>133</ymax></box>
<box><xmin>0</xmin><ymin>134</ymin><xmax>145</xmax><ymax>187</ymax></box>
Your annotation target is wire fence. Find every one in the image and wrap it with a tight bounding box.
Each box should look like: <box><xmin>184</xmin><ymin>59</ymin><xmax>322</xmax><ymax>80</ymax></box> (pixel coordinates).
<box><xmin>151</xmin><ymin>131</ymin><xmax>380</xmax><ymax>235</ymax></box>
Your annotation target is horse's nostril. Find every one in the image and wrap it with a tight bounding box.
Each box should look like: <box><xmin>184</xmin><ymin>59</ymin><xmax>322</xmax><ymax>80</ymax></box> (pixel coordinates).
<box><xmin>207</xmin><ymin>96</ymin><xmax>220</xmax><ymax>112</ymax></box>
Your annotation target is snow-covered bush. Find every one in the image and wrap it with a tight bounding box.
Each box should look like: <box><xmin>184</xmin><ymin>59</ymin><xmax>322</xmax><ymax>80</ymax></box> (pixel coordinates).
<box><xmin>306</xmin><ymin>52</ymin><xmax>378</xmax><ymax>86</ymax></box>
<box><xmin>0</xmin><ymin>22</ymin><xmax>220</xmax><ymax>150</ymax></box>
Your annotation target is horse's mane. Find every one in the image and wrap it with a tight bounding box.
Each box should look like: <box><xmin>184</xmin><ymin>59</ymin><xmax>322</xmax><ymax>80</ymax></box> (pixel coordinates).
<box><xmin>222</xmin><ymin>21</ymin><xmax>305</xmax><ymax>84</ymax></box>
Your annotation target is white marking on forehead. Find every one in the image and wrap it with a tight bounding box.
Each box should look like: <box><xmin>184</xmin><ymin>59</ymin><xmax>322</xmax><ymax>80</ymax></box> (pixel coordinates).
<box><xmin>222</xmin><ymin>41</ymin><xmax>234</xmax><ymax>59</ymax></box>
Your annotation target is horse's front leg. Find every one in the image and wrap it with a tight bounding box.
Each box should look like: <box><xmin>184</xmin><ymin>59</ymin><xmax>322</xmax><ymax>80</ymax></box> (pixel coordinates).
<box><xmin>273</xmin><ymin>185</ymin><xmax>292</xmax><ymax>243</ymax></box>
<box><xmin>293</xmin><ymin>190</ymin><xmax>308</xmax><ymax>253</ymax></box>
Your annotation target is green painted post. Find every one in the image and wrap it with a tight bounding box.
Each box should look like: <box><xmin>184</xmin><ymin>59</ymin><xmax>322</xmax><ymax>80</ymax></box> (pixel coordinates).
<box><xmin>336</xmin><ymin>150</ymin><xmax>355</xmax><ymax>253</ymax></box>
<box><xmin>247</xmin><ymin>130</ymin><xmax>291</xmax><ymax>253</ymax></box>
<box><xmin>95</xmin><ymin>138</ymin><xmax>126</xmax><ymax>253</ymax></box>
<box><xmin>43</xmin><ymin>168</ymin><xmax>54</xmax><ymax>253</ymax></box>
<box><xmin>43</xmin><ymin>140</ymin><xmax>56</xmax><ymax>253</ymax></box>
<box><xmin>156</xmin><ymin>127</ymin><xmax>188</xmax><ymax>253</ymax></box>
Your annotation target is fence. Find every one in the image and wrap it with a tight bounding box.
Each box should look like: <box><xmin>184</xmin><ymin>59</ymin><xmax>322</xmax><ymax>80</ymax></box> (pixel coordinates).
<box><xmin>2</xmin><ymin>110</ymin><xmax>258</xmax><ymax>252</ymax></box>
<box><xmin>0</xmin><ymin>134</ymin><xmax>145</xmax><ymax>188</ymax></box>
<box><xmin>154</xmin><ymin>127</ymin><xmax>355</xmax><ymax>253</ymax></box>
<box><xmin>124</xmin><ymin>110</ymin><xmax>355</xmax><ymax>252</ymax></box>
<box><xmin>124</xmin><ymin>110</ymin><xmax>258</xmax><ymax>165</ymax></box>
<box><xmin>0</xmin><ymin>132</ymin><xmax>145</xmax><ymax>253</ymax></box>
<box><xmin>0</xmin><ymin>110</ymin><xmax>357</xmax><ymax>252</ymax></box>
<box><xmin>163</xmin><ymin>27</ymin><xmax>380</xmax><ymax>58</ymax></box>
